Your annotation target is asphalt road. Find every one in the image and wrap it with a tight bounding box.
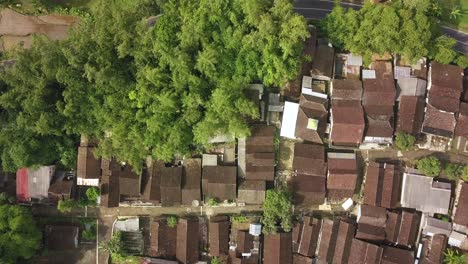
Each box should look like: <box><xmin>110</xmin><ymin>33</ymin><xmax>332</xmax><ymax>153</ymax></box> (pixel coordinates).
<box><xmin>293</xmin><ymin>0</ymin><xmax>468</xmax><ymax>54</ymax></box>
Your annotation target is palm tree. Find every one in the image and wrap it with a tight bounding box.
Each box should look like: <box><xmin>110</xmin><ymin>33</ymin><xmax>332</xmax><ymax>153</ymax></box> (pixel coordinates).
<box><xmin>444</xmin><ymin>248</ymin><xmax>466</xmax><ymax>264</ymax></box>
<box><xmin>450</xmin><ymin>7</ymin><xmax>462</xmax><ymax>20</ymax></box>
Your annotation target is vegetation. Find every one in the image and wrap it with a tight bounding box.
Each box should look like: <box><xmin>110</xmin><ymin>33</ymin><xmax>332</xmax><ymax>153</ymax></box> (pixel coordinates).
<box><xmin>321</xmin><ymin>0</ymin><xmax>464</xmax><ymax>65</ymax></box>
<box><xmin>0</xmin><ymin>193</ymin><xmax>42</xmax><ymax>264</ymax></box>
<box><xmin>0</xmin><ymin>0</ymin><xmax>308</xmax><ymax>172</ymax></box>
<box><xmin>444</xmin><ymin>248</ymin><xmax>466</xmax><ymax>264</ymax></box>
<box><xmin>262</xmin><ymin>188</ymin><xmax>293</xmax><ymax>234</ymax></box>
<box><xmin>211</xmin><ymin>257</ymin><xmax>222</xmax><ymax>264</ymax></box>
<box><xmin>85</xmin><ymin>187</ymin><xmax>100</xmax><ymax>205</ymax></box>
<box><xmin>101</xmin><ymin>231</ymin><xmax>138</xmax><ymax>264</ymax></box>
<box><xmin>57</xmin><ymin>199</ymin><xmax>79</xmax><ymax>213</ymax></box>
<box><xmin>231</xmin><ymin>215</ymin><xmax>248</xmax><ymax>223</ymax></box>
<box><xmin>445</xmin><ymin>163</ymin><xmax>463</xmax><ymax>180</ymax></box>
<box><xmin>395</xmin><ymin>131</ymin><xmax>416</xmax><ymax>151</ymax></box>
<box><xmin>82</xmin><ymin>222</ymin><xmax>97</xmax><ymax>241</ymax></box>
<box><xmin>166</xmin><ymin>216</ymin><xmax>178</xmax><ymax>228</ymax></box>
<box><xmin>207</xmin><ymin>198</ymin><xmax>220</xmax><ymax>207</ymax></box>
<box><xmin>417</xmin><ymin>156</ymin><xmax>442</xmax><ymax>177</ymax></box>
<box><xmin>462</xmin><ymin>166</ymin><xmax>468</xmax><ymax>182</ymax></box>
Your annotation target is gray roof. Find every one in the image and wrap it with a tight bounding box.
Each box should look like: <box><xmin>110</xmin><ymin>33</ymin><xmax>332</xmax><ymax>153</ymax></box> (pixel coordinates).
<box><xmin>347</xmin><ymin>54</ymin><xmax>363</xmax><ymax>66</ymax></box>
<box><xmin>396</xmin><ymin>78</ymin><xmax>427</xmax><ymax>101</ymax></box>
<box><xmin>422</xmin><ymin>216</ymin><xmax>452</xmax><ymax>237</ymax></box>
<box><xmin>401</xmin><ymin>172</ymin><xmax>451</xmax><ymax>215</ymax></box>
<box><xmin>394</xmin><ymin>66</ymin><xmax>412</xmax><ymax>79</ymax></box>
<box><xmin>362</xmin><ymin>70</ymin><xmax>376</xmax><ymax>79</ymax></box>
<box><xmin>29</xmin><ymin>166</ymin><xmax>55</xmax><ymax>201</ymax></box>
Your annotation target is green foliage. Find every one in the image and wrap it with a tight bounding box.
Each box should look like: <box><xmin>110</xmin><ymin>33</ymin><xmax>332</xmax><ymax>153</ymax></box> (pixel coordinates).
<box><xmin>262</xmin><ymin>188</ymin><xmax>293</xmax><ymax>234</ymax></box>
<box><xmin>101</xmin><ymin>231</ymin><xmax>138</xmax><ymax>264</ymax></box>
<box><xmin>444</xmin><ymin>248</ymin><xmax>466</xmax><ymax>264</ymax></box>
<box><xmin>395</xmin><ymin>131</ymin><xmax>416</xmax><ymax>151</ymax></box>
<box><xmin>417</xmin><ymin>156</ymin><xmax>442</xmax><ymax>177</ymax></box>
<box><xmin>456</xmin><ymin>55</ymin><xmax>468</xmax><ymax>68</ymax></box>
<box><xmin>57</xmin><ymin>199</ymin><xmax>79</xmax><ymax>213</ymax></box>
<box><xmin>166</xmin><ymin>216</ymin><xmax>178</xmax><ymax>228</ymax></box>
<box><xmin>82</xmin><ymin>223</ymin><xmax>97</xmax><ymax>241</ymax></box>
<box><xmin>211</xmin><ymin>257</ymin><xmax>222</xmax><ymax>264</ymax></box>
<box><xmin>0</xmin><ymin>203</ymin><xmax>42</xmax><ymax>264</ymax></box>
<box><xmin>231</xmin><ymin>215</ymin><xmax>248</xmax><ymax>223</ymax></box>
<box><xmin>445</xmin><ymin>163</ymin><xmax>463</xmax><ymax>180</ymax></box>
<box><xmin>461</xmin><ymin>166</ymin><xmax>468</xmax><ymax>182</ymax></box>
<box><xmin>85</xmin><ymin>187</ymin><xmax>100</xmax><ymax>205</ymax></box>
<box><xmin>321</xmin><ymin>0</ymin><xmax>459</xmax><ymax>63</ymax></box>
<box><xmin>207</xmin><ymin>198</ymin><xmax>219</xmax><ymax>206</ymax></box>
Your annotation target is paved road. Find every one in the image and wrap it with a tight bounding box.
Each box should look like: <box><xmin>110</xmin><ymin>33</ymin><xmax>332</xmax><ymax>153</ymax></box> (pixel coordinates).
<box><xmin>293</xmin><ymin>0</ymin><xmax>468</xmax><ymax>54</ymax></box>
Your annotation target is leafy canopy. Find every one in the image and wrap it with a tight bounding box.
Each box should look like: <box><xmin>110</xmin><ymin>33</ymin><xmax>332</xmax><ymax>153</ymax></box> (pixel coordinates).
<box><xmin>395</xmin><ymin>131</ymin><xmax>416</xmax><ymax>151</ymax></box>
<box><xmin>0</xmin><ymin>195</ymin><xmax>42</xmax><ymax>264</ymax></box>
<box><xmin>262</xmin><ymin>188</ymin><xmax>293</xmax><ymax>234</ymax></box>
<box><xmin>417</xmin><ymin>156</ymin><xmax>442</xmax><ymax>177</ymax></box>
<box><xmin>444</xmin><ymin>163</ymin><xmax>463</xmax><ymax>180</ymax></box>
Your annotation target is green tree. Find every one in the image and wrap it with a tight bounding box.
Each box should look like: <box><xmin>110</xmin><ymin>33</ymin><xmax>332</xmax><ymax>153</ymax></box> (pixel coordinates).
<box><xmin>262</xmin><ymin>188</ymin><xmax>293</xmax><ymax>234</ymax></box>
<box><xmin>417</xmin><ymin>156</ymin><xmax>442</xmax><ymax>177</ymax></box>
<box><xmin>461</xmin><ymin>166</ymin><xmax>468</xmax><ymax>182</ymax></box>
<box><xmin>445</xmin><ymin>163</ymin><xmax>463</xmax><ymax>180</ymax></box>
<box><xmin>86</xmin><ymin>187</ymin><xmax>100</xmax><ymax>205</ymax></box>
<box><xmin>456</xmin><ymin>55</ymin><xmax>468</xmax><ymax>68</ymax></box>
<box><xmin>101</xmin><ymin>231</ymin><xmax>138</xmax><ymax>264</ymax></box>
<box><xmin>0</xmin><ymin>199</ymin><xmax>42</xmax><ymax>264</ymax></box>
<box><xmin>430</xmin><ymin>35</ymin><xmax>457</xmax><ymax>64</ymax></box>
<box><xmin>57</xmin><ymin>199</ymin><xmax>79</xmax><ymax>213</ymax></box>
<box><xmin>444</xmin><ymin>248</ymin><xmax>466</xmax><ymax>264</ymax></box>
<box><xmin>166</xmin><ymin>216</ymin><xmax>178</xmax><ymax>228</ymax></box>
<box><xmin>395</xmin><ymin>131</ymin><xmax>416</xmax><ymax>151</ymax></box>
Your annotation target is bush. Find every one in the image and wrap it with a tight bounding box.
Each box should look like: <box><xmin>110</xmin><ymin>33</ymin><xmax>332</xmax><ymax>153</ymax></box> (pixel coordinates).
<box><xmin>86</xmin><ymin>187</ymin><xmax>100</xmax><ymax>205</ymax></box>
<box><xmin>231</xmin><ymin>215</ymin><xmax>248</xmax><ymax>223</ymax></box>
<box><xmin>262</xmin><ymin>188</ymin><xmax>293</xmax><ymax>234</ymax></box>
<box><xmin>445</xmin><ymin>163</ymin><xmax>463</xmax><ymax>180</ymax></box>
<box><xmin>461</xmin><ymin>166</ymin><xmax>468</xmax><ymax>182</ymax></box>
<box><xmin>417</xmin><ymin>156</ymin><xmax>442</xmax><ymax>177</ymax></box>
<box><xmin>82</xmin><ymin>228</ymin><xmax>96</xmax><ymax>241</ymax></box>
<box><xmin>57</xmin><ymin>199</ymin><xmax>79</xmax><ymax>213</ymax></box>
<box><xmin>444</xmin><ymin>248</ymin><xmax>466</xmax><ymax>264</ymax></box>
<box><xmin>207</xmin><ymin>198</ymin><xmax>219</xmax><ymax>206</ymax></box>
<box><xmin>395</xmin><ymin>131</ymin><xmax>416</xmax><ymax>151</ymax></box>
<box><xmin>211</xmin><ymin>257</ymin><xmax>222</xmax><ymax>264</ymax></box>
<box><xmin>101</xmin><ymin>232</ymin><xmax>138</xmax><ymax>264</ymax></box>
<box><xmin>166</xmin><ymin>216</ymin><xmax>178</xmax><ymax>228</ymax></box>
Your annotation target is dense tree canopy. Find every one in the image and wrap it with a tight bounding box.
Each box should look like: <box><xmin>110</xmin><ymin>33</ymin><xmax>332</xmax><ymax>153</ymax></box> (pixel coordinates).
<box><xmin>0</xmin><ymin>194</ymin><xmax>42</xmax><ymax>263</ymax></box>
<box><xmin>0</xmin><ymin>0</ymin><xmax>309</xmax><ymax>171</ymax></box>
<box><xmin>262</xmin><ymin>188</ymin><xmax>293</xmax><ymax>234</ymax></box>
<box><xmin>321</xmin><ymin>0</ymin><xmax>460</xmax><ymax>64</ymax></box>
<box><xmin>417</xmin><ymin>156</ymin><xmax>442</xmax><ymax>177</ymax></box>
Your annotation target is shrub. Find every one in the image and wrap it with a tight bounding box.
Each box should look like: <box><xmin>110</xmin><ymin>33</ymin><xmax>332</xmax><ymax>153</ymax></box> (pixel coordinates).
<box><xmin>262</xmin><ymin>188</ymin><xmax>293</xmax><ymax>234</ymax></box>
<box><xmin>207</xmin><ymin>198</ymin><xmax>219</xmax><ymax>206</ymax></box>
<box><xmin>461</xmin><ymin>166</ymin><xmax>468</xmax><ymax>182</ymax></box>
<box><xmin>444</xmin><ymin>163</ymin><xmax>463</xmax><ymax>180</ymax></box>
<box><xmin>395</xmin><ymin>131</ymin><xmax>416</xmax><ymax>151</ymax></box>
<box><xmin>86</xmin><ymin>187</ymin><xmax>100</xmax><ymax>205</ymax></box>
<box><xmin>57</xmin><ymin>199</ymin><xmax>79</xmax><ymax>213</ymax></box>
<box><xmin>417</xmin><ymin>156</ymin><xmax>442</xmax><ymax>177</ymax></box>
<box><xmin>166</xmin><ymin>216</ymin><xmax>178</xmax><ymax>228</ymax></box>
<box><xmin>444</xmin><ymin>248</ymin><xmax>466</xmax><ymax>264</ymax></box>
<box><xmin>231</xmin><ymin>215</ymin><xmax>248</xmax><ymax>223</ymax></box>
<box><xmin>211</xmin><ymin>257</ymin><xmax>222</xmax><ymax>264</ymax></box>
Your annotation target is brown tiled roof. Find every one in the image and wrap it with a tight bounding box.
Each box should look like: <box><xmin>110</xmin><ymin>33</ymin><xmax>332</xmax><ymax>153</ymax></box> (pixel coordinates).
<box><xmin>44</xmin><ymin>225</ymin><xmax>79</xmax><ymax>251</ymax></box>
<box><xmin>398</xmin><ymin>96</ymin><xmax>425</xmax><ymax>135</ymax></box>
<box><xmin>181</xmin><ymin>159</ymin><xmax>201</xmax><ymax>205</ymax></box>
<box><xmin>292</xmin><ymin>222</ymin><xmax>303</xmax><ymax>252</ymax></box>
<box><xmin>119</xmin><ymin>166</ymin><xmax>141</xmax><ymax>197</ymax></box>
<box><xmin>295</xmin><ymin>95</ymin><xmax>328</xmax><ymax>144</ymax></box>
<box><xmin>333</xmin><ymin>219</ymin><xmax>356</xmax><ymax>264</ymax></box>
<box><xmin>245</xmin><ymin>165</ymin><xmax>274</xmax><ymax>181</ymax></box>
<box><xmin>176</xmin><ymin>218</ymin><xmax>199</xmax><ymax>264</ymax></box>
<box><xmin>149</xmin><ymin>218</ymin><xmax>177</xmax><ymax>259</ymax></box>
<box><xmin>430</xmin><ymin>62</ymin><xmax>463</xmax><ymax>91</ymax></box>
<box><xmin>209</xmin><ymin>219</ymin><xmax>229</xmax><ymax>257</ymax></box>
<box><xmin>236</xmin><ymin>230</ymin><xmax>253</xmax><ymax>255</ymax></box>
<box><xmin>331</xmin><ymin>79</ymin><xmax>363</xmax><ymax>101</ymax></box>
<box><xmin>143</xmin><ymin>161</ymin><xmax>163</xmax><ymax>203</ymax></box>
<box><xmin>456</xmin><ymin>103</ymin><xmax>468</xmax><ymax>138</ymax></box>
<box><xmin>297</xmin><ymin>217</ymin><xmax>321</xmax><ymax>257</ymax></box>
<box><xmin>363</xmin><ymin>163</ymin><xmax>400</xmax><ymax>209</ymax></box>
<box><xmin>237</xmin><ymin>180</ymin><xmax>265</xmax><ymax>204</ymax></box>
<box><xmin>311</xmin><ymin>43</ymin><xmax>334</xmax><ymax>79</ymax></box>
<box><xmin>330</xmin><ymin>100</ymin><xmax>365</xmax><ymax>146</ymax></box>
<box><xmin>317</xmin><ymin>219</ymin><xmax>338</xmax><ymax>263</ymax></box>
<box><xmin>245</xmin><ymin>126</ymin><xmax>275</xmax><ymax>181</ymax></box>
<box><xmin>77</xmin><ymin>146</ymin><xmax>101</xmax><ymax>179</ymax></box>
<box><xmin>264</xmin><ymin>232</ymin><xmax>293</xmax><ymax>264</ymax></box>
<box><xmin>371</xmin><ymin>61</ymin><xmax>394</xmax><ymax>80</ymax></box>
<box><xmin>348</xmin><ymin>238</ymin><xmax>383</xmax><ymax>264</ymax></box>
<box><xmin>160</xmin><ymin>167</ymin><xmax>182</xmax><ymax>206</ymax></box>
<box><xmin>359</xmin><ymin>205</ymin><xmax>387</xmax><ymax>226</ymax></box>
<box><xmin>291</xmin><ymin>175</ymin><xmax>326</xmax><ymax>205</ymax></box>
<box><xmin>454</xmin><ymin>183</ymin><xmax>468</xmax><ymax>227</ymax></box>
<box><xmin>203</xmin><ymin>166</ymin><xmax>237</xmax><ymax>201</ymax></box>
<box><xmin>362</xmin><ymin>79</ymin><xmax>396</xmax><ymax>108</ymax></box>
<box><xmin>246</xmin><ymin>125</ymin><xmax>275</xmax><ymax>152</ymax></box>
<box><xmin>463</xmin><ymin>76</ymin><xmax>468</xmax><ymax>102</ymax></box>
<box><xmin>422</xmin><ymin>104</ymin><xmax>457</xmax><ymax>138</ymax></box>
<box><xmin>427</xmin><ymin>62</ymin><xmax>463</xmax><ymax>113</ymax></box>
<box><xmin>327</xmin><ymin>155</ymin><xmax>358</xmax><ymax>191</ymax></box>
<box><xmin>381</xmin><ymin>246</ymin><xmax>414</xmax><ymax>264</ymax></box>
<box><xmin>48</xmin><ymin>180</ymin><xmax>73</xmax><ymax>203</ymax></box>
<box><xmin>397</xmin><ymin>210</ymin><xmax>421</xmax><ymax>247</ymax></box>
<box><xmin>385</xmin><ymin>211</ymin><xmax>401</xmax><ymax>244</ymax></box>
<box><xmin>293</xmin><ymin>254</ymin><xmax>313</xmax><ymax>264</ymax></box>
<box><xmin>100</xmin><ymin>171</ymin><xmax>119</xmax><ymax>208</ymax></box>
<box><xmin>420</xmin><ymin>234</ymin><xmax>447</xmax><ymax>264</ymax></box>
<box><xmin>356</xmin><ymin>223</ymin><xmax>386</xmax><ymax>242</ymax></box>
<box><xmin>365</xmin><ymin>116</ymin><xmax>394</xmax><ymax>138</ymax></box>
<box><xmin>293</xmin><ymin>143</ymin><xmax>326</xmax><ymax>176</ymax></box>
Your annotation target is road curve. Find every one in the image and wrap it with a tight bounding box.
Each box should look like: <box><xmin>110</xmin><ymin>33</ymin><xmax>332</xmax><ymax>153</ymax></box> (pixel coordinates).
<box><xmin>293</xmin><ymin>0</ymin><xmax>468</xmax><ymax>54</ymax></box>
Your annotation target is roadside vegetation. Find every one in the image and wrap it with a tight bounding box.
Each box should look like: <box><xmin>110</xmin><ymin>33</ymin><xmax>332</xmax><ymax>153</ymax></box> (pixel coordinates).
<box><xmin>262</xmin><ymin>188</ymin><xmax>293</xmax><ymax>234</ymax></box>
<box><xmin>100</xmin><ymin>231</ymin><xmax>138</xmax><ymax>264</ymax></box>
<box><xmin>321</xmin><ymin>0</ymin><xmax>467</xmax><ymax>66</ymax></box>
<box><xmin>0</xmin><ymin>0</ymin><xmax>309</xmax><ymax>172</ymax></box>
<box><xmin>417</xmin><ymin>156</ymin><xmax>442</xmax><ymax>177</ymax></box>
<box><xmin>57</xmin><ymin>186</ymin><xmax>100</xmax><ymax>213</ymax></box>
<box><xmin>395</xmin><ymin>131</ymin><xmax>416</xmax><ymax>151</ymax></box>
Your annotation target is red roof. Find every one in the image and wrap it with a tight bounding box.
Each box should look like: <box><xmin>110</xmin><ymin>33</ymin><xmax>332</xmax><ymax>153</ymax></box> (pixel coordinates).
<box><xmin>16</xmin><ymin>168</ymin><xmax>29</xmax><ymax>202</ymax></box>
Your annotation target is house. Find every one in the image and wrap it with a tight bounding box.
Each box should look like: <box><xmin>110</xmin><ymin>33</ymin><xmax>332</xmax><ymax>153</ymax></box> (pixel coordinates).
<box><xmin>381</xmin><ymin>246</ymin><xmax>415</xmax><ymax>264</ymax></box>
<box><xmin>143</xmin><ymin>161</ymin><xmax>163</xmax><ymax>203</ymax></box>
<box><xmin>202</xmin><ymin>165</ymin><xmax>237</xmax><ymax>201</ymax></box>
<box><xmin>330</xmin><ymin>79</ymin><xmax>363</xmax><ymax>101</ymax></box>
<box><xmin>327</xmin><ymin>152</ymin><xmax>358</xmax><ymax>201</ymax></box>
<box><xmin>48</xmin><ymin>178</ymin><xmax>73</xmax><ymax>204</ymax></box>
<box><xmin>394</xmin><ymin>66</ymin><xmax>412</xmax><ymax>79</ymax></box>
<box><xmin>348</xmin><ymin>238</ymin><xmax>383</xmax><ymax>264</ymax></box>
<box><xmin>293</xmin><ymin>216</ymin><xmax>321</xmax><ymax>257</ymax></box>
<box><xmin>455</xmin><ymin>102</ymin><xmax>468</xmax><ymax>150</ymax></box>
<box><xmin>160</xmin><ymin>167</ymin><xmax>182</xmax><ymax>206</ymax></box>
<box><xmin>16</xmin><ymin>166</ymin><xmax>55</xmax><ymax>202</ymax></box>
<box><xmin>149</xmin><ymin>218</ymin><xmax>177</xmax><ymax>259</ymax></box>
<box><xmin>295</xmin><ymin>94</ymin><xmax>329</xmax><ymax>144</ymax></box>
<box><xmin>344</xmin><ymin>53</ymin><xmax>363</xmax><ymax>79</ymax></box>
<box><xmin>243</xmin><ymin>125</ymin><xmax>275</xmax><ymax>181</ymax></box>
<box><xmin>449</xmin><ymin>231</ymin><xmax>467</xmax><ymax>248</ymax></box>
<box><xmin>291</xmin><ymin>143</ymin><xmax>326</xmax><ymax>205</ymax></box>
<box><xmin>237</xmin><ymin>180</ymin><xmax>266</xmax><ymax>204</ymax></box>
<box><xmin>181</xmin><ymin>159</ymin><xmax>201</xmax><ymax>206</ymax></box>
<box><xmin>422</xmin><ymin>62</ymin><xmax>464</xmax><ymax>138</ymax></box>
<box><xmin>418</xmin><ymin>234</ymin><xmax>447</xmax><ymax>264</ymax></box>
<box><xmin>385</xmin><ymin>210</ymin><xmax>421</xmax><ymax>248</ymax></box>
<box><xmin>363</xmin><ymin>162</ymin><xmax>401</xmax><ymax>209</ymax></box>
<box><xmin>311</xmin><ymin>41</ymin><xmax>334</xmax><ymax>81</ymax></box>
<box><xmin>44</xmin><ymin>225</ymin><xmax>79</xmax><ymax>251</ymax></box>
<box><xmin>100</xmin><ymin>159</ymin><xmax>120</xmax><ymax>208</ymax></box>
<box><xmin>209</xmin><ymin>217</ymin><xmax>229</xmax><ymax>257</ymax></box>
<box><xmin>329</xmin><ymin>100</ymin><xmax>365</xmax><ymax>147</ymax></box>
<box><xmin>397</xmin><ymin>96</ymin><xmax>426</xmax><ymax>135</ymax></box>
<box><xmin>281</xmin><ymin>101</ymin><xmax>300</xmax><ymax>139</ymax></box>
<box><xmin>400</xmin><ymin>170</ymin><xmax>451</xmax><ymax>215</ymax></box>
<box><xmin>235</xmin><ymin>230</ymin><xmax>254</xmax><ymax>256</ymax></box>
<box><xmin>76</xmin><ymin>145</ymin><xmax>101</xmax><ymax>186</ymax></box>
<box><xmin>356</xmin><ymin>205</ymin><xmax>387</xmax><ymax>242</ymax></box>
<box><xmin>263</xmin><ymin>232</ymin><xmax>292</xmax><ymax>264</ymax></box>
<box><xmin>293</xmin><ymin>254</ymin><xmax>313</xmax><ymax>264</ymax></box>
<box><xmin>176</xmin><ymin>218</ymin><xmax>199</xmax><ymax>264</ymax></box>
<box><xmin>396</xmin><ymin>78</ymin><xmax>427</xmax><ymax>100</ymax></box>
<box><xmin>119</xmin><ymin>165</ymin><xmax>142</xmax><ymax>199</ymax></box>
<box><xmin>454</xmin><ymin>182</ymin><xmax>468</xmax><ymax>232</ymax></box>
<box><xmin>316</xmin><ymin>218</ymin><xmax>355</xmax><ymax>264</ymax></box>
<box><xmin>422</xmin><ymin>216</ymin><xmax>452</xmax><ymax>237</ymax></box>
